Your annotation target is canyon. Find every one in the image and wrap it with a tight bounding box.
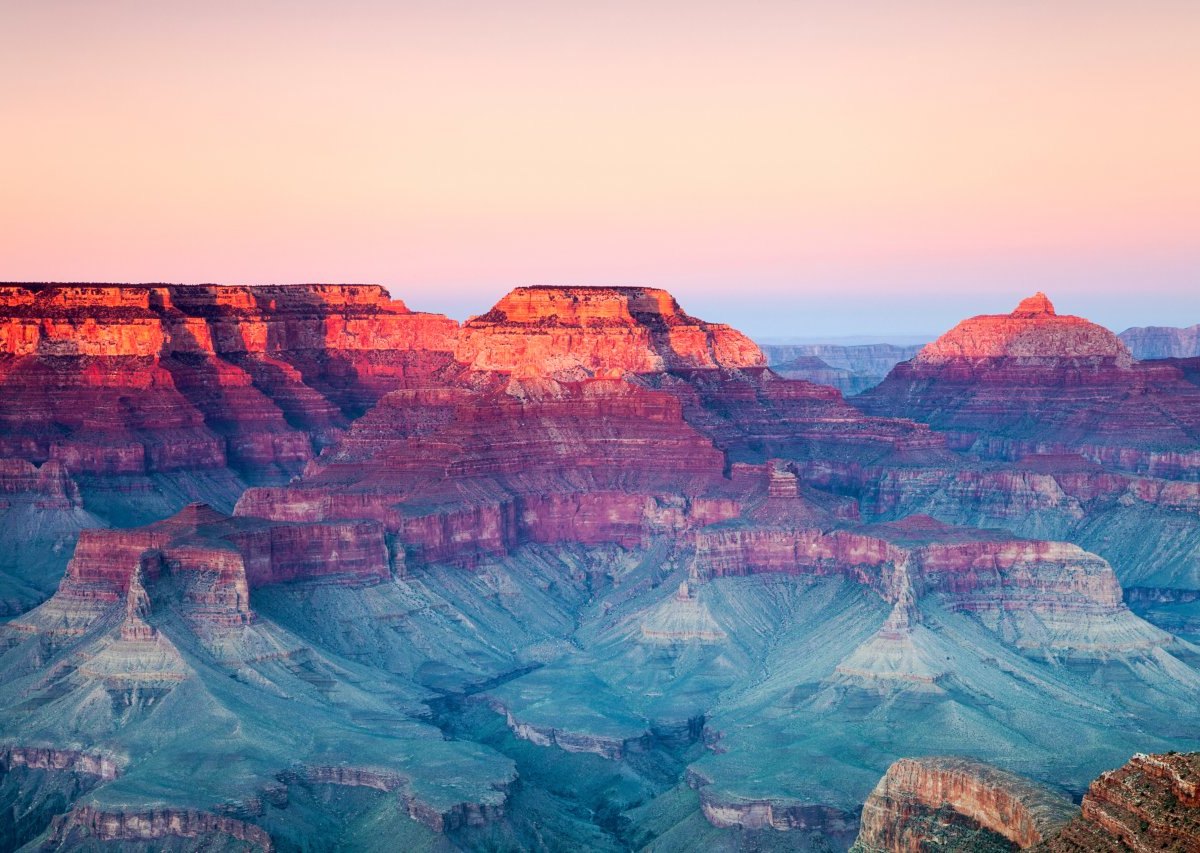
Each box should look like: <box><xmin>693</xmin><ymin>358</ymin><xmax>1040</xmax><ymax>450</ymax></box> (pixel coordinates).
<box><xmin>2</xmin><ymin>283</ymin><xmax>1200</xmax><ymax>851</ymax></box>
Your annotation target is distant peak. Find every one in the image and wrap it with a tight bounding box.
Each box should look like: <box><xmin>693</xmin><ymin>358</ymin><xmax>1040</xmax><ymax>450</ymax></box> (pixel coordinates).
<box><xmin>1012</xmin><ymin>292</ymin><xmax>1055</xmax><ymax>318</ymax></box>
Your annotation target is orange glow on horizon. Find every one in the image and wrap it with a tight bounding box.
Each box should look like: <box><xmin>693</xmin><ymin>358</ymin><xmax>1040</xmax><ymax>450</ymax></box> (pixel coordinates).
<box><xmin>2</xmin><ymin>1</ymin><xmax>1198</xmax><ymax>336</ymax></box>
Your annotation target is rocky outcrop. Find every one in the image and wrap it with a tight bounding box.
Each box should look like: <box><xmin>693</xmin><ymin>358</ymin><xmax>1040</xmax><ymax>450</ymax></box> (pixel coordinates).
<box><xmin>685</xmin><ymin>768</ymin><xmax>858</xmax><ymax>838</ymax></box>
<box><xmin>486</xmin><ymin>697</ymin><xmax>641</xmax><ymax>761</ymax></box>
<box><xmin>1120</xmin><ymin>323</ymin><xmax>1200</xmax><ymax>360</ymax></box>
<box><xmin>9</xmin><ymin>503</ymin><xmax>390</xmax><ymax>643</ymax></box>
<box><xmin>280</xmin><ymin>764</ymin><xmax>510</xmax><ymax>833</ymax></box>
<box><xmin>692</xmin><ymin>516</ymin><xmax>1165</xmax><ymax>658</ymax></box>
<box><xmin>852</xmin><ymin>752</ymin><xmax>1200</xmax><ymax>852</ymax></box>
<box><xmin>0</xmin><ymin>283</ymin><xmax>458</xmax><ymax>482</ymax></box>
<box><xmin>455</xmin><ymin>286</ymin><xmax>764</xmax><ymax>377</ymax></box>
<box><xmin>0</xmin><ymin>746</ymin><xmax>120</xmax><ymax>782</ymax></box>
<box><xmin>1037</xmin><ymin>752</ymin><xmax>1200</xmax><ymax>851</ymax></box>
<box><xmin>699</xmin><ymin>791</ymin><xmax>858</xmax><ymax>836</ymax></box>
<box><xmin>45</xmin><ymin>803</ymin><xmax>273</xmax><ymax>850</ymax></box>
<box><xmin>852</xmin><ymin>757</ymin><xmax>1076</xmax><ymax>851</ymax></box>
<box><xmin>856</xmin><ymin>294</ymin><xmax>1200</xmax><ymax>478</ymax></box>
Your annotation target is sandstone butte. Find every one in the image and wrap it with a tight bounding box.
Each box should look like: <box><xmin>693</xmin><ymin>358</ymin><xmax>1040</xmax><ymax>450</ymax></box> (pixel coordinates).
<box><xmin>23</xmin><ymin>501</ymin><xmax>391</xmax><ymax>638</ymax></box>
<box><xmin>856</xmin><ymin>292</ymin><xmax>1200</xmax><ymax>479</ymax></box>
<box><xmin>851</xmin><ymin>751</ymin><xmax>1200</xmax><ymax>852</ymax></box>
<box><xmin>454</xmin><ymin>285</ymin><xmax>766</xmax><ymax>376</ymax></box>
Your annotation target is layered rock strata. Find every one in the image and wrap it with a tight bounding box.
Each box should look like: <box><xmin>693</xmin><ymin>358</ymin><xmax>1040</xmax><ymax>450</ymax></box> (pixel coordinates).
<box><xmin>691</xmin><ymin>515</ymin><xmax>1160</xmax><ymax>658</ymax></box>
<box><xmin>236</xmin><ymin>376</ymin><xmax>745</xmax><ymax>567</ymax></box>
<box><xmin>45</xmin><ymin>804</ymin><xmax>274</xmax><ymax>851</ymax></box>
<box><xmin>0</xmin><ymin>283</ymin><xmax>457</xmax><ymax>483</ymax></box>
<box><xmin>9</xmin><ymin>502</ymin><xmax>390</xmax><ymax>644</ymax></box>
<box><xmin>852</xmin><ymin>751</ymin><xmax>1200</xmax><ymax>852</ymax></box>
<box><xmin>455</xmin><ymin>285</ymin><xmax>765</xmax><ymax>376</ymax></box>
<box><xmin>1038</xmin><ymin>751</ymin><xmax>1200</xmax><ymax>851</ymax></box>
<box><xmin>852</xmin><ymin>757</ymin><xmax>1076</xmax><ymax>851</ymax></box>
<box><xmin>856</xmin><ymin>294</ymin><xmax>1200</xmax><ymax>478</ymax></box>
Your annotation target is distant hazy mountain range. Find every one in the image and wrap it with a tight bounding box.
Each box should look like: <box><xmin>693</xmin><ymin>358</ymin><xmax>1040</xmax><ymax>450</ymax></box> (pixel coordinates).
<box><xmin>1119</xmin><ymin>324</ymin><xmax>1200</xmax><ymax>360</ymax></box>
<box><xmin>759</xmin><ymin>343</ymin><xmax>925</xmax><ymax>395</ymax></box>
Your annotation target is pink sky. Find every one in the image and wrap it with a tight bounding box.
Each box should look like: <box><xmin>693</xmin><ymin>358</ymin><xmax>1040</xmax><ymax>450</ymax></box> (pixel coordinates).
<box><xmin>2</xmin><ymin>1</ymin><xmax>1198</xmax><ymax>338</ymax></box>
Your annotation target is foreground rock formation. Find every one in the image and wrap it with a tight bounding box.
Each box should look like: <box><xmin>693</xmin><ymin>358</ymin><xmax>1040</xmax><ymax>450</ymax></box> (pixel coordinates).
<box><xmin>852</xmin><ymin>757</ymin><xmax>1075</xmax><ymax>851</ymax></box>
<box><xmin>852</xmin><ymin>751</ymin><xmax>1200</xmax><ymax>852</ymax></box>
<box><xmin>1038</xmin><ymin>751</ymin><xmax>1200</xmax><ymax>851</ymax></box>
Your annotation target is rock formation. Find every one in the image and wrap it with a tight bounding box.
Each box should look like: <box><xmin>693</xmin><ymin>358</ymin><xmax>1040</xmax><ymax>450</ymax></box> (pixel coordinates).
<box><xmin>852</xmin><ymin>757</ymin><xmax>1076</xmax><ymax>851</ymax></box>
<box><xmin>851</xmin><ymin>751</ymin><xmax>1200</xmax><ymax>852</ymax></box>
<box><xmin>1037</xmin><ymin>751</ymin><xmax>1200</xmax><ymax>851</ymax></box>
<box><xmin>455</xmin><ymin>285</ymin><xmax>765</xmax><ymax>377</ymax></box>
<box><xmin>235</xmin><ymin>376</ymin><xmax>742</xmax><ymax>567</ymax></box>
<box><xmin>3</xmin><ymin>283</ymin><xmax>1200</xmax><ymax>850</ymax></box>
<box><xmin>0</xmin><ymin>283</ymin><xmax>457</xmax><ymax>487</ymax></box>
<box><xmin>856</xmin><ymin>294</ymin><xmax>1200</xmax><ymax>477</ymax></box>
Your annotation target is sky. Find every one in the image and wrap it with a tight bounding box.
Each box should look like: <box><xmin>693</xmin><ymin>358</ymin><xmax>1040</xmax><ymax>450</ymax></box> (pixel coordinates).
<box><xmin>2</xmin><ymin>1</ymin><xmax>1198</xmax><ymax>339</ymax></box>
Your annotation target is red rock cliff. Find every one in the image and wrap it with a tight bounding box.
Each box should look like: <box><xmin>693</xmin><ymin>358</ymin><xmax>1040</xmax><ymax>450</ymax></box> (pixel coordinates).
<box><xmin>853</xmin><ymin>756</ymin><xmax>1076</xmax><ymax>851</ymax></box>
<box><xmin>1037</xmin><ymin>752</ymin><xmax>1200</xmax><ymax>851</ymax></box>
<box><xmin>455</xmin><ymin>286</ymin><xmax>764</xmax><ymax>376</ymax></box>
<box><xmin>0</xmin><ymin>283</ymin><xmax>458</xmax><ymax>479</ymax></box>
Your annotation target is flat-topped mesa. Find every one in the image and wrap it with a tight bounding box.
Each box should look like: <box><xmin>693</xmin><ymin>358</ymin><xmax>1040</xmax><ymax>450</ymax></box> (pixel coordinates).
<box><xmin>852</xmin><ymin>757</ymin><xmax>1076</xmax><ymax>852</ymax></box>
<box><xmin>455</xmin><ymin>286</ymin><xmax>765</xmax><ymax>376</ymax></box>
<box><xmin>914</xmin><ymin>292</ymin><xmax>1134</xmax><ymax>367</ymax></box>
<box><xmin>157</xmin><ymin>283</ymin><xmax>457</xmax><ymax>356</ymax></box>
